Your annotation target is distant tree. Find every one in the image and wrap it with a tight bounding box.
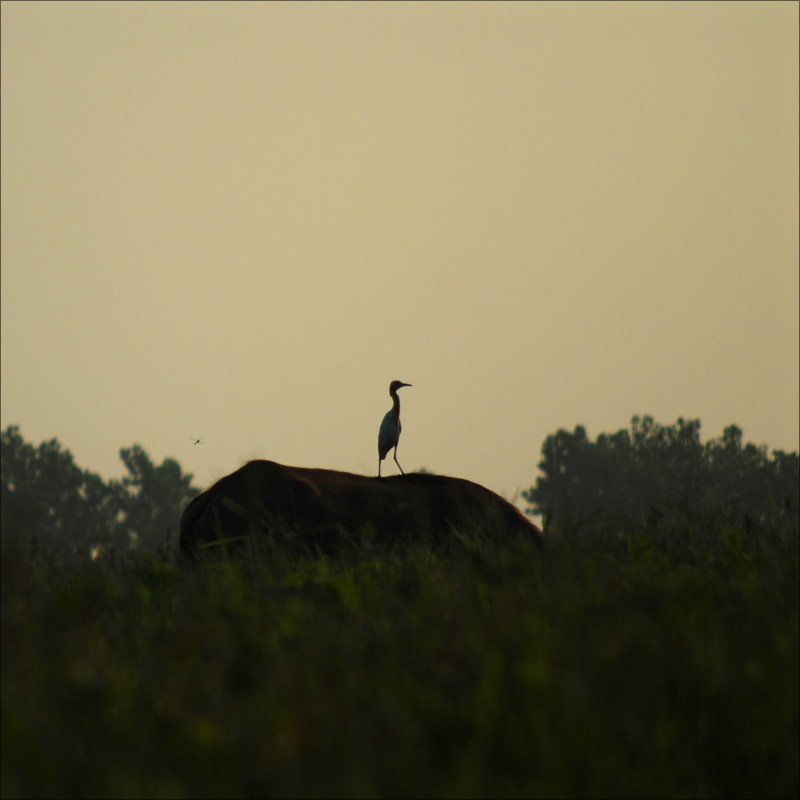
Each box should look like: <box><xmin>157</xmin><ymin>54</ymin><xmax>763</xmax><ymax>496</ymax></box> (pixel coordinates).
<box><xmin>0</xmin><ymin>426</ymin><xmax>200</xmax><ymax>560</ymax></box>
<box><xmin>0</xmin><ymin>425</ymin><xmax>116</xmax><ymax>559</ymax></box>
<box><xmin>112</xmin><ymin>445</ymin><xmax>199</xmax><ymax>552</ymax></box>
<box><xmin>524</xmin><ymin>415</ymin><xmax>799</xmax><ymax>540</ymax></box>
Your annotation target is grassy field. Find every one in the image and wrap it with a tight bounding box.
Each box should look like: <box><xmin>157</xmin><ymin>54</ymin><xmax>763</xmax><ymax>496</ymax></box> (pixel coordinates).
<box><xmin>2</xmin><ymin>523</ymin><xmax>798</xmax><ymax>799</ymax></box>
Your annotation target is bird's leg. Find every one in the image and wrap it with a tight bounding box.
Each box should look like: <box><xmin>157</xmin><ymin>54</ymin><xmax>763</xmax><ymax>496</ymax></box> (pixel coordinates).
<box><xmin>378</xmin><ymin>459</ymin><xmax>382</xmax><ymax>478</ymax></box>
<box><xmin>394</xmin><ymin>446</ymin><xmax>404</xmax><ymax>475</ymax></box>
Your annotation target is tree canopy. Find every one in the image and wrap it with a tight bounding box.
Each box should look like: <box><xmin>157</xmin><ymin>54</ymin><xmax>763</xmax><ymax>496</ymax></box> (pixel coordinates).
<box><xmin>524</xmin><ymin>415</ymin><xmax>799</xmax><ymax>541</ymax></box>
<box><xmin>1</xmin><ymin>425</ymin><xmax>199</xmax><ymax>561</ymax></box>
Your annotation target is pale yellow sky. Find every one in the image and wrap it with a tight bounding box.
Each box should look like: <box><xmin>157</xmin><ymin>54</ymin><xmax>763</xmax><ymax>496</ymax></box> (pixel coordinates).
<box><xmin>1</xmin><ymin>1</ymin><xmax>798</xmax><ymax>503</ymax></box>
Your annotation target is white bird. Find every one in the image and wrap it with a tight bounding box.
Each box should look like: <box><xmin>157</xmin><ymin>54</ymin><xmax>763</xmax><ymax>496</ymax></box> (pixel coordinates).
<box><xmin>378</xmin><ymin>380</ymin><xmax>412</xmax><ymax>477</ymax></box>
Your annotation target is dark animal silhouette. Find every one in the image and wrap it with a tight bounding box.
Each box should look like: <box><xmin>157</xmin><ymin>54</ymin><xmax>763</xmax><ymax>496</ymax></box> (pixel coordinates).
<box><xmin>178</xmin><ymin>460</ymin><xmax>542</xmax><ymax>560</ymax></box>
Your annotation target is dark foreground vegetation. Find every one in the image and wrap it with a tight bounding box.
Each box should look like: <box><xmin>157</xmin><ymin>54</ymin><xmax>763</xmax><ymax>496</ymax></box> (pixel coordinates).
<box><xmin>3</xmin><ymin>522</ymin><xmax>798</xmax><ymax>797</ymax></box>
<box><xmin>1</xmin><ymin>419</ymin><xmax>798</xmax><ymax>797</ymax></box>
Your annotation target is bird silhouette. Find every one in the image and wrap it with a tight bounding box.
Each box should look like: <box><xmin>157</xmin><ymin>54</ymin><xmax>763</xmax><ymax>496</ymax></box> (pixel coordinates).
<box><xmin>378</xmin><ymin>380</ymin><xmax>411</xmax><ymax>477</ymax></box>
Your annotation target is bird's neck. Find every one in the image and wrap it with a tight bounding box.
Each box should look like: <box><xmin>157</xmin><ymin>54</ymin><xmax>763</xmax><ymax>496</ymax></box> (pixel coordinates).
<box><xmin>390</xmin><ymin>391</ymin><xmax>401</xmax><ymax>418</ymax></box>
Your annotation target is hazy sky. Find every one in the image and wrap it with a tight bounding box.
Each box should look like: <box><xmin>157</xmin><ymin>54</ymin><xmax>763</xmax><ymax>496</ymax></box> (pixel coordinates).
<box><xmin>2</xmin><ymin>1</ymin><xmax>798</xmax><ymax>505</ymax></box>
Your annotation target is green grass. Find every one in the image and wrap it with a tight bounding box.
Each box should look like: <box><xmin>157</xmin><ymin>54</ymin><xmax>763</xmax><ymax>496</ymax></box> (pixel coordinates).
<box><xmin>2</xmin><ymin>525</ymin><xmax>798</xmax><ymax>799</ymax></box>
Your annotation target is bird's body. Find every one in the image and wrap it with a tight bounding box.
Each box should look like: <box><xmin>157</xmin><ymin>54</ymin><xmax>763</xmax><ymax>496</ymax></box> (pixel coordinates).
<box><xmin>378</xmin><ymin>380</ymin><xmax>411</xmax><ymax>477</ymax></box>
<box><xmin>378</xmin><ymin>409</ymin><xmax>401</xmax><ymax>462</ymax></box>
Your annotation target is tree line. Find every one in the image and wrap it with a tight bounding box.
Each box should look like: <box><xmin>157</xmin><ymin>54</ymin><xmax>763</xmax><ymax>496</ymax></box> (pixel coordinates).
<box><xmin>524</xmin><ymin>415</ymin><xmax>799</xmax><ymax>542</ymax></box>
<box><xmin>1</xmin><ymin>425</ymin><xmax>198</xmax><ymax>561</ymax></box>
<box><xmin>1</xmin><ymin>417</ymin><xmax>798</xmax><ymax>560</ymax></box>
